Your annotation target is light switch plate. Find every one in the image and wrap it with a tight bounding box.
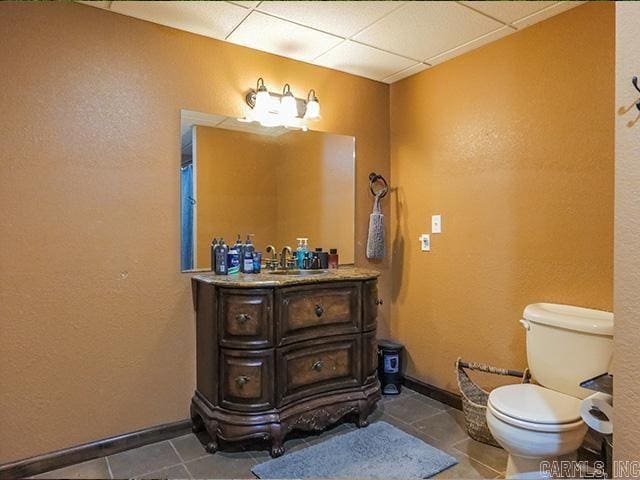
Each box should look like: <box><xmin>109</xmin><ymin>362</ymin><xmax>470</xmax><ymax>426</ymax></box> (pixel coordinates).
<box><xmin>419</xmin><ymin>234</ymin><xmax>430</xmax><ymax>251</ymax></box>
<box><xmin>432</xmin><ymin>215</ymin><xmax>442</xmax><ymax>234</ymax></box>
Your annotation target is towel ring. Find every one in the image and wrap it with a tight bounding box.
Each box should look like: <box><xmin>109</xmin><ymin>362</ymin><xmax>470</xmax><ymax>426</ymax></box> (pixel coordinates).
<box><xmin>369</xmin><ymin>172</ymin><xmax>388</xmax><ymax>198</ymax></box>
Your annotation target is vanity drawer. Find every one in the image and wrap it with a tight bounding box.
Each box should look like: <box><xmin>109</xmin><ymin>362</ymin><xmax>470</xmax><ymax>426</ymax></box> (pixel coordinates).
<box><xmin>218</xmin><ymin>288</ymin><xmax>273</xmax><ymax>349</ymax></box>
<box><xmin>276</xmin><ymin>282</ymin><xmax>361</xmax><ymax>345</ymax></box>
<box><xmin>220</xmin><ymin>348</ymin><xmax>274</xmax><ymax>412</ymax></box>
<box><xmin>276</xmin><ymin>335</ymin><xmax>361</xmax><ymax>406</ymax></box>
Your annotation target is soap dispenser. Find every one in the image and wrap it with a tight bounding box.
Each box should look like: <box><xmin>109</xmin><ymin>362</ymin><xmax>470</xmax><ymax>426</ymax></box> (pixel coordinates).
<box><xmin>296</xmin><ymin>238</ymin><xmax>305</xmax><ymax>269</ymax></box>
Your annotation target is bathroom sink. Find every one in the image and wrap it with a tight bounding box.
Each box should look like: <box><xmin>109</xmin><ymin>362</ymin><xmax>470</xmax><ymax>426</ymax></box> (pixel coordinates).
<box><xmin>267</xmin><ymin>269</ymin><xmax>328</xmax><ymax>276</ymax></box>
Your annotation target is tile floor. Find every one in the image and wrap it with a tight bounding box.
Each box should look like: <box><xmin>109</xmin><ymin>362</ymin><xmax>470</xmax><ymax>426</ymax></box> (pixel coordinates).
<box><xmin>33</xmin><ymin>388</ymin><xmax>508</xmax><ymax>479</ymax></box>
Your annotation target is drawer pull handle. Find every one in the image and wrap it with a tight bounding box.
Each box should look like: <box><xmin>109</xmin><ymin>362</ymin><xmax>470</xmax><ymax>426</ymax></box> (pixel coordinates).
<box><xmin>311</xmin><ymin>360</ymin><xmax>324</xmax><ymax>371</ymax></box>
<box><xmin>314</xmin><ymin>305</ymin><xmax>324</xmax><ymax>317</ymax></box>
<box><xmin>236</xmin><ymin>313</ymin><xmax>251</xmax><ymax>324</ymax></box>
<box><xmin>235</xmin><ymin>375</ymin><xmax>250</xmax><ymax>387</ymax></box>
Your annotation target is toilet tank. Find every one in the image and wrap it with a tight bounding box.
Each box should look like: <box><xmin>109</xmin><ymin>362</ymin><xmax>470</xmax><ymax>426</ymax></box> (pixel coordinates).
<box><xmin>522</xmin><ymin>303</ymin><xmax>613</xmax><ymax>399</ymax></box>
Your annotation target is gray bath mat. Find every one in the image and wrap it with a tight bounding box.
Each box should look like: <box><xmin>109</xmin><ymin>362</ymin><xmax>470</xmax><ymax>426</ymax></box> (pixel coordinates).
<box><xmin>251</xmin><ymin>421</ymin><xmax>458</xmax><ymax>479</ymax></box>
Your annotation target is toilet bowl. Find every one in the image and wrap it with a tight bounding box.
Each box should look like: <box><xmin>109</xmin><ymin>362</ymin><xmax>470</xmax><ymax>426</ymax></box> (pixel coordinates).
<box><xmin>486</xmin><ymin>384</ymin><xmax>587</xmax><ymax>479</ymax></box>
<box><xmin>486</xmin><ymin>303</ymin><xmax>613</xmax><ymax>479</ymax></box>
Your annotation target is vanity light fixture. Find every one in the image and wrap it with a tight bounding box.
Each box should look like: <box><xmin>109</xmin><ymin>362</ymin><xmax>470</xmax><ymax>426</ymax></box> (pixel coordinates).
<box><xmin>240</xmin><ymin>77</ymin><xmax>320</xmax><ymax>130</ymax></box>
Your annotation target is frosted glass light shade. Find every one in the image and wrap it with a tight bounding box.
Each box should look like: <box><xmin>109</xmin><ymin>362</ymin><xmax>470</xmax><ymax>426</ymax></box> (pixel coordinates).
<box><xmin>253</xmin><ymin>89</ymin><xmax>271</xmax><ymax>117</ymax></box>
<box><xmin>280</xmin><ymin>93</ymin><xmax>298</xmax><ymax>120</ymax></box>
<box><xmin>304</xmin><ymin>99</ymin><xmax>320</xmax><ymax>120</ymax></box>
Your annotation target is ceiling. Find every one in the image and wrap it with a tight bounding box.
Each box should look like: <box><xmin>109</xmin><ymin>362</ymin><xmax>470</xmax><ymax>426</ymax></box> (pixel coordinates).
<box><xmin>81</xmin><ymin>1</ymin><xmax>583</xmax><ymax>84</ymax></box>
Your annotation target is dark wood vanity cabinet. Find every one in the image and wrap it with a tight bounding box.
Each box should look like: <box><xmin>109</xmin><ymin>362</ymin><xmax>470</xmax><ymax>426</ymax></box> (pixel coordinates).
<box><xmin>190</xmin><ymin>272</ymin><xmax>380</xmax><ymax>457</ymax></box>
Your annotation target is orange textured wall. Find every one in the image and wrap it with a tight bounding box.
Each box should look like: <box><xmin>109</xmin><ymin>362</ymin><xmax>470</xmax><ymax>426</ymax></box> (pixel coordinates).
<box><xmin>0</xmin><ymin>3</ymin><xmax>390</xmax><ymax>463</ymax></box>
<box><xmin>389</xmin><ymin>3</ymin><xmax>614</xmax><ymax>393</ymax></box>
<box><xmin>614</xmin><ymin>2</ymin><xmax>640</xmax><ymax>463</ymax></box>
<box><xmin>195</xmin><ymin>126</ymin><xmax>278</xmax><ymax>269</ymax></box>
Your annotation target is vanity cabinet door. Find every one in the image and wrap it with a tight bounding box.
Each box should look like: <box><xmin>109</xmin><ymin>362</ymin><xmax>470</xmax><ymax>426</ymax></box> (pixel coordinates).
<box><xmin>276</xmin><ymin>282</ymin><xmax>361</xmax><ymax>345</ymax></box>
<box><xmin>362</xmin><ymin>280</ymin><xmax>378</xmax><ymax>332</ymax></box>
<box><xmin>219</xmin><ymin>289</ymin><xmax>273</xmax><ymax>349</ymax></box>
<box><xmin>220</xmin><ymin>348</ymin><xmax>274</xmax><ymax>412</ymax></box>
<box><xmin>276</xmin><ymin>334</ymin><xmax>361</xmax><ymax>406</ymax></box>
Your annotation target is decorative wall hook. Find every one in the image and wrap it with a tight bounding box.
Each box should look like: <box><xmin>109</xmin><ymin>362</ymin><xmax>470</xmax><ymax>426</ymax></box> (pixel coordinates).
<box><xmin>632</xmin><ymin>76</ymin><xmax>640</xmax><ymax>111</ymax></box>
<box><xmin>369</xmin><ymin>172</ymin><xmax>388</xmax><ymax>198</ymax></box>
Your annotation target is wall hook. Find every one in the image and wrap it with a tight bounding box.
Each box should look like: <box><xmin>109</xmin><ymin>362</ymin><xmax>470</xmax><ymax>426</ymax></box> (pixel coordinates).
<box><xmin>632</xmin><ymin>76</ymin><xmax>640</xmax><ymax>111</ymax></box>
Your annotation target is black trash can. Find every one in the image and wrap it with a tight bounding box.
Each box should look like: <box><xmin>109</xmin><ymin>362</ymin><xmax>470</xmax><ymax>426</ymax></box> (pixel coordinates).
<box><xmin>378</xmin><ymin>339</ymin><xmax>404</xmax><ymax>395</ymax></box>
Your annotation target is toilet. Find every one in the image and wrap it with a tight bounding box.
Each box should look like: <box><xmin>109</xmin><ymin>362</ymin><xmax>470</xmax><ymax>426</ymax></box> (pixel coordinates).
<box><xmin>486</xmin><ymin>303</ymin><xmax>613</xmax><ymax>479</ymax></box>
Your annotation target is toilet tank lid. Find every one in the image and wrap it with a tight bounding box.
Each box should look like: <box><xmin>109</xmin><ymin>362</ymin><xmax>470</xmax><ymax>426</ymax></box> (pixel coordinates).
<box><xmin>523</xmin><ymin>303</ymin><xmax>613</xmax><ymax>336</ymax></box>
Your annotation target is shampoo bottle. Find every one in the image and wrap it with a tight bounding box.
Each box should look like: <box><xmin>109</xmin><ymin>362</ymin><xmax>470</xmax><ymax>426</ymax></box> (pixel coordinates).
<box><xmin>210</xmin><ymin>237</ymin><xmax>218</xmax><ymax>271</ymax></box>
<box><xmin>227</xmin><ymin>237</ymin><xmax>241</xmax><ymax>275</ymax></box>
<box><xmin>215</xmin><ymin>239</ymin><xmax>229</xmax><ymax>275</ymax></box>
<box><xmin>243</xmin><ymin>234</ymin><xmax>255</xmax><ymax>274</ymax></box>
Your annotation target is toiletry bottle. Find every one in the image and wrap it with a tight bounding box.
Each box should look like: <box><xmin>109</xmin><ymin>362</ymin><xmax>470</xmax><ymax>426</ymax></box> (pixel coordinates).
<box><xmin>235</xmin><ymin>234</ymin><xmax>245</xmax><ymax>272</ymax></box>
<box><xmin>243</xmin><ymin>234</ymin><xmax>255</xmax><ymax>274</ymax></box>
<box><xmin>215</xmin><ymin>239</ymin><xmax>229</xmax><ymax>275</ymax></box>
<box><xmin>211</xmin><ymin>237</ymin><xmax>218</xmax><ymax>271</ymax></box>
<box><xmin>295</xmin><ymin>238</ymin><xmax>305</xmax><ymax>269</ymax></box>
<box><xmin>328</xmin><ymin>248</ymin><xmax>339</xmax><ymax>269</ymax></box>
<box><xmin>227</xmin><ymin>240</ymin><xmax>240</xmax><ymax>275</ymax></box>
<box><xmin>253</xmin><ymin>252</ymin><xmax>262</xmax><ymax>274</ymax></box>
<box><xmin>301</xmin><ymin>238</ymin><xmax>310</xmax><ymax>268</ymax></box>
<box><xmin>316</xmin><ymin>248</ymin><xmax>329</xmax><ymax>269</ymax></box>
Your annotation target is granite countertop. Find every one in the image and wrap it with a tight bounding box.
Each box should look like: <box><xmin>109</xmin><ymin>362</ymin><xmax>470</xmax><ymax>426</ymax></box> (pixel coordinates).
<box><xmin>192</xmin><ymin>266</ymin><xmax>380</xmax><ymax>287</ymax></box>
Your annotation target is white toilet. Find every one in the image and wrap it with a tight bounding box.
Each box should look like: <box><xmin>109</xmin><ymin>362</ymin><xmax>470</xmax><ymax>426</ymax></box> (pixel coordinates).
<box><xmin>486</xmin><ymin>303</ymin><xmax>613</xmax><ymax>479</ymax></box>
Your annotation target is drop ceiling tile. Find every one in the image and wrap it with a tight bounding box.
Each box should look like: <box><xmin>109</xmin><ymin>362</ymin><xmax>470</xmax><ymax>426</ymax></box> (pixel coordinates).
<box><xmin>227</xmin><ymin>11</ymin><xmax>343</xmax><ymax>62</ymax></box>
<box><xmin>109</xmin><ymin>1</ymin><xmax>248</xmax><ymax>40</ymax></box>
<box><xmin>460</xmin><ymin>1</ymin><xmax>557</xmax><ymax>25</ymax></box>
<box><xmin>227</xmin><ymin>1</ymin><xmax>260</xmax><ymax>9</ymax></box>
<box><xmin>314</xmin><ymin>41</ymin><xmax>417</xmax><ymax>82</ymax></box>
<box><xmin>256</xmin><ymin>1</ymin><xmax>403</xmax><ymax>38</ymax></box>
<box><xmin>425</xmin><ymin>26</ymin><xmax>513</xmax><ymax>66</ymax></box>
<box><xmin>383</xmin><ymin>63</ymin><xmax>430</xmax><ymax>84</ymax></box>
<box><xmin>512</xmin><ymin>1</ymin><xmax>585</xmax><ymax>30</ymax></box>
<box><xmin>354</xmin><ymin>2</ymin><xmax>504</xmax><ymax>62</ymax></box>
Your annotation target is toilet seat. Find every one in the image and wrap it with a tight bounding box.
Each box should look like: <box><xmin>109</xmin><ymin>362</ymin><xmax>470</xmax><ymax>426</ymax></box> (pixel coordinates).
<box><xmin>488</xmin><ymin>384</ymin><xmax>584</xmax><ymax>433</ymax></box>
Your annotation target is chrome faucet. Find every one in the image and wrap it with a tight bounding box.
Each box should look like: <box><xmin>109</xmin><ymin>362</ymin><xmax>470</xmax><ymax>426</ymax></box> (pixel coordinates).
<box><xmin>280</xmin><ymin>246</ymin><xmax>294</xmax><ymax>270</ymax></box>
<box><xmin>265</xmin><ymin>245</ymin><xmax>278</xmax><ymax>270</ymax></box>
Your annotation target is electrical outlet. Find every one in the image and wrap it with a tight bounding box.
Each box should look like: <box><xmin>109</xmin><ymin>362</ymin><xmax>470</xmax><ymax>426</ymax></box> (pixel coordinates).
<box><xmin>432</xmin><ymin>215</ymin><xmax>442</xmax><ymax>234</ymax></box>
<box><xmin>419</xmin><ymin>234</ymin><xmax>430</xmax><ymax>252</ymax></box>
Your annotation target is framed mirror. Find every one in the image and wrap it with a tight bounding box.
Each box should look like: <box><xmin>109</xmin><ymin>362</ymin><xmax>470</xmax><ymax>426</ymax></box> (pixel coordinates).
<box><xmin>180</xmin><ymin>110</ymin><xmax>355</xmax><ymax>272</ymax></box>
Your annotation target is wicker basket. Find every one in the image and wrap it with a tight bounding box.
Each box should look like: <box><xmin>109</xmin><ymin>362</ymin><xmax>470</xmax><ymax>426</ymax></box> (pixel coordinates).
<box><xmin>455</xmin><ymin>357</ymin><xmax>531</xmax><ymax>448</ymax></box>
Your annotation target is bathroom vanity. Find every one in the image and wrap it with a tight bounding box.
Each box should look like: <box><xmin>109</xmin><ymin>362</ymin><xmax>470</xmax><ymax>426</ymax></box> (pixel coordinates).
<box><xmin>190</xmin><ymin>268</ymin><xmax>381</xmax><ymax>457</ymax></box>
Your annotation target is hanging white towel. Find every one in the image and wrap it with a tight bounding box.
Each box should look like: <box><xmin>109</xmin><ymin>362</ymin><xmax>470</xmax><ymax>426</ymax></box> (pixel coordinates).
<box><xmin>366</xmin><ymin>192</ymin><xmax>385</xmax><ymax>259</ymax></box>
